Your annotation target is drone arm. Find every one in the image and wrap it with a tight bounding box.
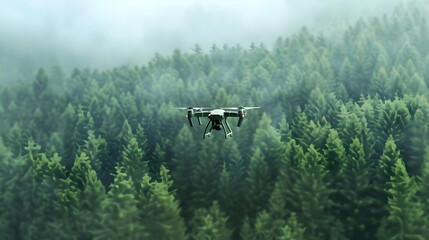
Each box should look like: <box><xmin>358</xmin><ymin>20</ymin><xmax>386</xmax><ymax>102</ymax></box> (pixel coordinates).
<box><xmin>193</xmin><ymin>111</ymin><xmax>210</xmax><ymax>118</ymax></box>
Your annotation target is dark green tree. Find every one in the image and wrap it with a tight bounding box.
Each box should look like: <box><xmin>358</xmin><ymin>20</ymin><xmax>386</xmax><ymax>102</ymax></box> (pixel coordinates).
<box><xmin>95</xmin><ymin>165</ymin><xmax>144</xmax><ymax>239</ymax></box>
<box><xmin>244</xmin><ymin>147</ymin><xmax>272</xmax><ymax>221</ymax></box>
<box><xmin>138</xmin><ymin>166</ymin><xmax>187</xmax><ymax>240</ymax></box>
<box><xmin>294</xmin><ymin>145</ymin><xmax>343</xmax><ymax>240</ymax></box>
<box><xmin>172</xmin><ymin>126</ymin><xmax>199</xmax><ymax>221</ymax></box>
<box><xmin>189</xmin><ymin>201</ymin><xmax>232</xmax><ymax>240</ymax></box>
<box><xmin>377</xmin><ymin>159</ymin><xmax>426</xmax><ymax>239</ymax></box>
<box><xmin>120</xmin><ymin>136</ymin><xmax>148</xmax><ymax>192</ymax></box>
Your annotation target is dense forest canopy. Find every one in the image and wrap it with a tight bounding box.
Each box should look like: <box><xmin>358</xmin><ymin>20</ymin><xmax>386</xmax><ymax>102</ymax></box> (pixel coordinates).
<box><xmin>2</xmin><ymin>0</ymin><xmax>429</xmax><ymax>239</ymax></box>
<box><xmin>0</xmin><ymin>0</ymin><xmax>400</xmax><ymax>83</ymax></box>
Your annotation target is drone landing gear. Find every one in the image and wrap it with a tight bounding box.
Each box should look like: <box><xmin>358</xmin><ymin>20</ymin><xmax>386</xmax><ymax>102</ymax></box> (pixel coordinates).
<box><xmin>203</xmin><ymin>119</ymin><xmax>233</xmax><ymax>139</ymax></box>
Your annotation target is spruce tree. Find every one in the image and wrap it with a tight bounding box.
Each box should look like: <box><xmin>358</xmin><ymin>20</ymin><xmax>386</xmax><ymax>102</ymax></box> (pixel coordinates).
<box><xmin>95</xmin><ymin>166</ymin><xmax>144</xmax><ymax>239</ymax></box>
<box><xmin>294</xmin><ymin>145</ymin><xmax>343</xmax><ymax>240</ymax></box>
<box><xmin>218</xmin><ymin>140</ymin><xmax>245</xmax><ymax>235</ymax></box>
<box><xmin>120</xmin><ymin>136</ymin><xmax>148</xmax><ymax>192</ymax></box>
<box><xmin>189</xmin><ymin>202</ymin><xmax>232</xmax><ymax>240</ymax></box>
<box><xmin>377</xmin><ymin>159</ymin><xmax>426</xmax><ymax>239</ymax></box>
<box><xmin>370</xmin><ymin>136</ymin><xmax>402</xmax><ymax>237</ymax></box>
<box><xmin>338</xmin><ymin>138</ymin><xmax>373</xmax><ymax>240</ymax></box>
<box><xmin>172</xmin><ymin>126</ymin><xmax>199</xmax><ymax>221</ymax></box>
<box><xmin>244</xmin><ymin>147</ymin><xmax>272</xmax><ymax>221</ymax></box>
<box><xmin>138</xmin><ymin>167</ymin><xmax>187</xmax><ymax>240</ymax></box>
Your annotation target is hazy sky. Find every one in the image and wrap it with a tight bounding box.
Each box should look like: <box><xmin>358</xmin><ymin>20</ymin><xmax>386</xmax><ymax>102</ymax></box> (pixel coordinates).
<box><xmin>0</xmin><ymin>0</ymin><xmax>400</xmax><ymax>70</ymax></box>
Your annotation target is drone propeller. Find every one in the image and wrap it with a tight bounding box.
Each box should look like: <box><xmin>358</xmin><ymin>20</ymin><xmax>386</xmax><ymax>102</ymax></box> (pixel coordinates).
<box><xmin>177</xmin><ymin>106</ymin><xmax>212</xmax><ymax>111</ymax></box>
<box><xmin>222</xmin><ymin>106</ymin><xmax>261</xmax><ymax>110</ymax></box>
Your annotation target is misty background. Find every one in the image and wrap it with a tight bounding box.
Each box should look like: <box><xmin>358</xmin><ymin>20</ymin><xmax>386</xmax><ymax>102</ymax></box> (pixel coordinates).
<box><xmin>0</xmin><ymin>0</ymin><xmax>401</xmax><ymax>82</ymax></box>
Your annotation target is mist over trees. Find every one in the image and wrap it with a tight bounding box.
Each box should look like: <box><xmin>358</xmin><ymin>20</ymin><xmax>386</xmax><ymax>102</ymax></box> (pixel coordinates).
<box><xmin>1</xmin><ymin>0</ymin><xmax>429</xmax><ymax>239</ymax></box>
<box><xmin>0</xmin><ymin>0</ymin><xmax>400</xmax><ymax>83</ymax></box>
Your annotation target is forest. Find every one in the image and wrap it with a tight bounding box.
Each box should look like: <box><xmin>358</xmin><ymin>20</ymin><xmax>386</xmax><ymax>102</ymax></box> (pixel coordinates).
<box><xmin>2</xmin><ymin>1</ymin><xmax>429</xmax><ymax>239</ymax></box>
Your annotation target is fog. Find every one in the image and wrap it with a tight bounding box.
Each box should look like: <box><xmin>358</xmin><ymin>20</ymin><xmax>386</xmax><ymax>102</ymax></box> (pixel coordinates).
<box><xmin>0</xmin><ymin>0</ymin><xmax>401</xmax><ymax>81</ymax></box>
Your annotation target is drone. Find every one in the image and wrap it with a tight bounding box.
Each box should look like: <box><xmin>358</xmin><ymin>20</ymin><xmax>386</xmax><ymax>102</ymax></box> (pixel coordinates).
<box><xmin>179</xmin><ymin>106</ymin><xmax>260</xmax><ymax>139</ymax></box>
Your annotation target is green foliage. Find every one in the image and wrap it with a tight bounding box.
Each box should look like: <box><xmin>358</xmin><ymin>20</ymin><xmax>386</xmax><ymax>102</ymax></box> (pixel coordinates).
<box><xmin>95</xmin><ymin>165</ymin><xmax>144</xmax><ymax>239</ymax></box>
<box><xmin>120</xmin><ymin>136</ymin><xmax>148</xmax><ymax>192</ymax></box>
<box><xmin>294</xmin><ymin>145</ymin><xmax>343</xmax><ymax>240</ymax></box>
<box><xmin>138</xmin><ymin>167</ymin><xmax>187</xmax><ymax>240</ymax></box>
<box><xmin>377</xmin><ymin>159</ymin><xmax>426</xmax><ymax>239</ymax></box>
<box><xmin>244</xmin><ymin>147</ymin><xmax>272</xmax><ymax>220</ymax></box>
<box><xmin>189</xmin><ymin>201</ymin><xmax>232</xmax><ymax>240</ymax></box>
<box><xmin>1</xmin><ymin>3</ymin><xmax>429</xmax><ymax>239</ymax></box>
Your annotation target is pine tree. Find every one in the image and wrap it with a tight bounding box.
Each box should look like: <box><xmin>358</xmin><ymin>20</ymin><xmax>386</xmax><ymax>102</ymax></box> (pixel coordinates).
<box><xmin>138</xmin><ymin>166</ymin><xmax>187</xmax><ymax>240</ymax></box>
<box><xmin>419</xmin><ymin>148</ymin><xmax>429</xmax><ymax>227</ymax></box>
<box><xmin>53</xmin><ymin>153</ymin><xmax>105</xmax><ymax>240</ymax></box>
<box><xmin>252</xmin><ymin>182</ymin><xmax>288</xmax><ymax>240</ymax></box>
<box><xmin>323</xmin><ymin>128</ymin><xmax>346</xmax><ymax>177</ymax></box>
<box><xmin>82</xmin><ymin>130</ymin><xmax>106</xmax><ymax>174</ymax></box>
<box><xmin>277</xmin><ymin>139</ymin><xmax>305</xmax><ymax>215</ymax></box>
<box><xmin>369</xmin><ymin>136</ymin><xmax>402</xmax><ymax>237</ymax></box>
<box><xmin>294</xmin><ymin>145</ymin><xmax>343</xmax><ymax>240</ymax></box>
<box><xmin>374</xmin><ymin>99</ymin><xmax>411</xmax><ymax>156</ymax></box>
<box><xmin>15</xmin><ymin>140</ymin><xmax>71</xmax><ymax>239</ymax></box>
<box><xmin>120</xmin><ymin>136</ymin><xmax>148</xmax><ymax>192</ymax></box>
<box><xmin>172</xmin><ymin>126</ymin><xmax>199</xmax><ymax>221</ymax></box>
<box><xmin>218</xmin><ymin>140</ymin><xmax>245</xmax><ymax>235</ymax></box>
<box><xmin>191</xmin><ymin>140</ymin><xmax>222</xmax><ymax>210</ymax></box>
<box><xmin>189</xmin><ymin>201</ymin><xmax>232</xmax><ymax>240</ymax></box>
<box><xmin>338</xmin><ymin>138</ymin><xmax>373</xmax><ymax>239</ymax></box>
<box><xmin>95</xmin><ymin>165</ymin><xmax>144</xmax><ymax>239</ymax></box>
<box><xmin>377</xmin><ymin>159</ymin><xmax>426</xmax><ymax>239</ymax></box>
<box><xmin>252</xmin><ymin>113</ymin><xmax>283</xmax><ymax>182</ymax></box>
<box><xmin>292</xmin><ymin>110</ymin><xmax>331</xmax><ymax>151</ymax></box>
<box><xmin>401</xmin><ymin>106</ymin><xmax>429</xmax><ymax>175</ymax></box>
<box><xmin>278</xmin><ymin>213</ymin><xmax>305</xmax><ymax>240</ymax></box>
<box><xmin>370</xmin><ymin>66</ymin><xmax>390</xmax><ymax>99</ymax></box>
<box><xmin>244</xmin><ymin>148</ymin><xmax>272</xmax><ymax>221</ymax></box>
<box><xmin>150</xmin><ymin>143</ymin><xmax>167</xmax><ymax>181</ymax></box>
<box><xmin>60</xmin><ymin>103</ymin><xmax>78</xmax><ymax>169</ymax></box>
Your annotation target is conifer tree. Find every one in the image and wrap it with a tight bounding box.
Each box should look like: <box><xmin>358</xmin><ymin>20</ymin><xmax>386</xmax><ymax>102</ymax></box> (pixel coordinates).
<box><xmin>370</xmin><ymin>136</ymin><xmax>402</xmax><ymax>237</ymax></box>
<box><xmin>191</xmin><ymin>140</ymin><xmax>221</xmax><ymax>209</ymax></box>
<box><xmin>53</xmin><ymin>153</ymin><xmax>105</xmax><ymax>240</ymax></box>
<box><xmin>82</xmin><ymin>130</ymin><xmax>106</xmax><ymax>174</ymax></box>
<box><xmin>172</xmin><ymin>126</ymin><xmax>199</xmax><ymax>220</ymax></box>
<box><xmin>60</xmin><ymin>103</ymin><xmax>78</xmax><ymax>168</ymax></box>
<box><xmin>252</xmin><ymin>113</ymin><xmax>283</xmax><ymax>182</ymax></box>
<box><xmin>95</xmin><ymin>165</ymin><xmax>144</xmax><ymax>239</ymax></box>
<box><xmin>252</xmin><ymin>182</ymin><xmax>287</xmax><ymax>240</ymax></box>
<box><xmin>150</xmin><ymin>143</ymin><xmax>167</xmax><ymax>181</ymax></box>
<box><xmin>294</xmin><ymin>145</ymin><xmax>343</xmax><ymax>240</ymax></box>
<box><xmin>278</xmin><ymin>213</ymin><xmax>305</xmax><ymax>240</ymax></box>
<box><xmin>419</xmin><ymin>148</ymin><xmax>429</xmax><ymax>224</ymax></box>
<box><xmin>138</xmin><ymin>166</ymin><xmax>187</xmax><ymax>240</ymax></box>
<box><xmin>374</xmin><ymin>99</ymin><xmax>410</xmax><ymax>156</ymax></box>
<box><xmin>120</xmin><ymin>136</ymin><xmax>148</xmax><ymax>192</ymax></box>
<box><xmin>401</xmin><ymin>107</ymin><xmax>429</xmax><ymax>175</ymax></box>
<box><xmin>277</xmin><ymin>139</ymin><xmax>305</xmax><ymax>215</ymax></box>
<box><xmin>292</xmin><ymin>110</ymin><xmax>331</xmax><ymax>151</ymax></box>
<box><xmin>218</xmin><ymin>140</ymin><xmax>245</xmax><ymax>234</ymax></box>
<box><xmin>377</xmin><ymin>159</ymin><xmax>426</xmax><ymax>239</ymax></box>
<box><xmin>323</xmin><ymin>128</ymin><xmax>346</xmax><ymax>177</ymax></box>
<box><xmin>17</xmin><ymin>140</ymin><xmax>71</xmax><ymax>239</ymax></box>
<box><xmin>338</xmin><ymin>138</ymin><xmax>373</xmax><ymax>239</ymax></box>
<box><xmin>244</xmin><ymin>147</ymin><xmax>272</xmax><ymax>221</ymax></box>
<box><xmin>74</xmin><ymin>107</ymin><xmax>95</xmax><ymax>150</ymax></box>
<box><xmin>189</xmin><ymin>202</ymin><xmax>232</xmax><ymax>240</ymax></box>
